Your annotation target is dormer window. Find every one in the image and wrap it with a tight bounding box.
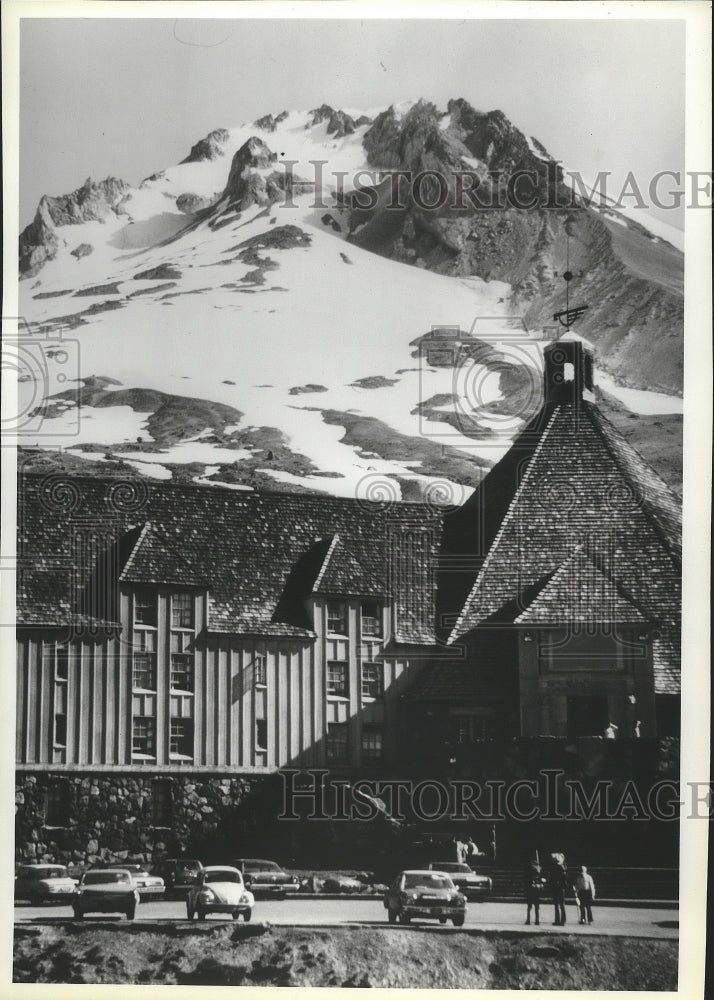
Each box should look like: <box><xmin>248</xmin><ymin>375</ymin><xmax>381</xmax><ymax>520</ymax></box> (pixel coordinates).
<box><xmin>360</xmin><ymin>600</ymin><xmax>382</xmax><ymax>637</ymax></box>
<box><xmin>134</xmin><ymin>589</ymin><xmax>156</xmax><ymax>627</ymax></box>
<box><xmin>327</xmin><ymin>600</ymin><xmax>347</xmax><ymax>635</ymax></box>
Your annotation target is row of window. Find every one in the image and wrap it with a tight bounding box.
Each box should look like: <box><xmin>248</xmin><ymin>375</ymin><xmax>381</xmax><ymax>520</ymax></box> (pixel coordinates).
<box><xmin>133</xmin><ymin>717</ymin><xmax>194</xmax><ymax>758</ymax></box>
<box><xmin>327</xmin><ymin>660</ymin><xmax>382</xmax><ymax>699</ymax></box>
<box><xmin>326</xmin><ymin>723</ymin><xmax>383</xmax><ymax>763</ymax></box>
<box><xmin>134</xmin><ymin>593</ymin><xmax>384</xmax><ymax>638</ymax></box>
<box><xmin>135</xmin><ymin>591</ymin><xmax>194</xmax><ymax>629</ymax></box>
<box><xmin>130</xmin><ymin>718</ymin><xmax>382</xmax><ymax>763</ymax></box>
<box><xmin>327</xmin><ymin>600</ymin><xmax>382</xmax><ymax>637</ymax></box>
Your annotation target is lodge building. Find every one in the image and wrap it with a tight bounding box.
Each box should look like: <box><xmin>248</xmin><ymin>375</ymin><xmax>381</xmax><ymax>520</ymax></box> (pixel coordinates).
<box><xmin>14</xmin><ymin>335</ymin><xmax>682</xmax><ymax>861</ymax></box>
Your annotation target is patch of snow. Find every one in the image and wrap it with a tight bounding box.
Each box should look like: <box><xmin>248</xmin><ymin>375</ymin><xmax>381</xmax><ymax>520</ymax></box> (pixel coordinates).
<box><xmin>525</xmin><ymin>136</ymin><xmax>551</xmax><ymax>162</ymax></box>
<box><xmin>596</xmin><ymin>372</ymin><xmax>683</xmax><ymax>415</ymax></box>
<box><xmin>122</xmin><ymin>459</ymin><xmax>173</xmax><ymax>480</ymax></box>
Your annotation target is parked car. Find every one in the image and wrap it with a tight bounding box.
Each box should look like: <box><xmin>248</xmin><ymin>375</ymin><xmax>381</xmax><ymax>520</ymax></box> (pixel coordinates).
<box><xmin>72</xmin><ymin>868</ymin><xmax>140</xmax><ymax>920</ymax></box>
<box><xmin>186</xmin><ymin>866</ymin><xmax>254</xmax><ymax>921</ymax></box>
<box><xmin>90</xmin><ymin>863</ymin><xmax>164</xmax><ymax>900</ymax></box>
<box><xmin>427</xmin><ymin>862</ymin><xmax>492</xmax><ymax>899</ymax></box>
<box><xmin>231</xmin><ymin>858</ymin><xmax>300</xmax><ymax>898</ymax></box>
<box><xmin>151</xmin><ymin>859</ymin><xmax>204</xmax><ymax>897</ymax></box>
<box><xmin>384</xmin><ymin>869</ymin><xmax>466</xmax><ymax>926</ymax></box>
<box><xmin>14</xmin><ymin>864</ymin><xmax>78</xmax><ymax>904</ymax></box>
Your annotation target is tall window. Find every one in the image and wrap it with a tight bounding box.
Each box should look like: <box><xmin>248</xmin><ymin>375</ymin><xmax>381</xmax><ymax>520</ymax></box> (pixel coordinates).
<box><xmin>132</xmin><ymin>717</ymin><xmax>156</xmax><ymax>757</ymax></box>
<box><xmin>361</xmin><ymin>662</ymin><xmax>383</xmax><ymax>700</ymax></box>
<box><xmin>170</xmin><ymin>653</ymin><xmax>193</xmax><ymax>692</ymax></box>
<box><xmin>133</xmin><ymin>631</ymin><xmax>156</xmax><ymax>690</ymax></box>
<box><xmin>55</xmin><ymin>647</ymin><xmax>69</xmax><ymax>681</ymax></box>
<box><xmin>361</xmin><ymin>726</ymin><xmax>383</xmax><ymax>761</ymax></box>
<box><xmin>326</xmin><ymin>722</ymin><xmax>349</xmax><ymax>763</ymax></box>
<box><xmin>327</xmin><ymin>600</ymin><xmax>347</xmax><ymax>635</ymax></box>
<box><xmin>253</xmin><ymin>653</ymin><xmax>266</xmax><ymax>687</ymax></box>
<box><xmin>361</xmin><ymin>600</ymin><xmax>382</xmax><ymax>637</ymax></box>
<box><xmin>170</xmin><ymin>718</ymin><xmax>194</xmax><ymax>758</ymax></box>
<box><xmin>45</xmin><ymin>780</ymin><xmax>71</xmax><ymax>826</ymax></box>
<box><xmin>171</xmin><ymin>593</ymin><xmax>194</xmax><ymax>629</ymax></box>
<box><xmin>327</xmin><ymin>661</ymin><xmax>348</xmax><ymax>698</ymax></box>
<box><xmin>134</xmin><ymin>589</ymin><xmax>156</xmax><ymax>627</ymax></box>
<box><xmin>256</xmin><ymin>719</ymin><xmax>268</xmax><ymax>751</ymax></box>
<box><xmin>151</xmin><ymin>779</ymin><xmax>174</xmax><ymax>826</ymax></box>
<box><xmin>54</xmin><ymin>711</ymin><xmax>67</xmax><ymax>748</ymax></box>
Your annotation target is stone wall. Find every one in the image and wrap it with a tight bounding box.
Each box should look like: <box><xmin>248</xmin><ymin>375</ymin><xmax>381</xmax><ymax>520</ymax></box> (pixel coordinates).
<box><xmin>14</xmin><ymin>772</ymin><xmax>271</xmax><ymax>867</ymax></box>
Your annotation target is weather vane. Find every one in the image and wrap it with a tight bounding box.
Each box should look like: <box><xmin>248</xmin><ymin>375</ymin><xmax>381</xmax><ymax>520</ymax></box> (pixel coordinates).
<box><xmin>553</xmin><ymin>233</ymin><xmax>589</xmax><ymax>331</ymax></box>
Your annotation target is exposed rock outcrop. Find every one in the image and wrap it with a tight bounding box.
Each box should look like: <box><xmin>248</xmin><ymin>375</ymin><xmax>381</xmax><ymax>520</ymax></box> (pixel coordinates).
<box><xmin>351</xmin><ymin>98</ymin><xmax>683</xmax><ymax>393</ymax></box>
<box><xmin>217</xmin><ymin>137</ymin><xmax>294</xmax><ymax>212</ymax></box>
<box><xmin>19</xmin><ymin>177</ymin><xmax>129</xmax><ymax>277</ymax></box>
<box><xmin>176</xmin><ymin>192</ymin><xmax>220</xmax><ymax>214</ymax></box>
<box><xmin>308</xmin><ymin>104</ymin><xmax>357</xmax><ymax>137</ymax></box>
<box><xmin>253</xmin><ymin>110</ymin><xmax>289</xmax><ymax>132</ymax></box>
<box><xmin>180</xmin><ymin>128</ymin><xmax>230</xmax><ymax>164</ymax></box>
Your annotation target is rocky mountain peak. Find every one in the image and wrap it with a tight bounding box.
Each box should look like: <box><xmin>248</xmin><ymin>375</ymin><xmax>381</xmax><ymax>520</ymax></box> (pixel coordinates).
<box><xmin>308</xmin><ymin>105</ymin><xmax>357</xmax><ymax>137</ymax></box>
<box><xmin>180</xmin><ymin>128</ymin><xmax>231</xmax><ymax>164</ymax></box>
<box><xmin>220</xmin><ymin>136</ymin><xmax>288</xmax><ymax>211</ymax></box>
<box><xmin>19</xmin><ymin>177</ymin><xmax>130</xmax><ymax>277</ymax></box>
<box><xmin>253</xmin><ymin>110</ymin><xmax>289</xmax><ymax>132</ymax></box>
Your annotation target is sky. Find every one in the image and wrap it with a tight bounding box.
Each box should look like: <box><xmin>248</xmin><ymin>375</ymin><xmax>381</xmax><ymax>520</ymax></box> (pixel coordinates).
<box><xmin>16</xmin><ymin>14</ymin><xmax>687</xmax><ymax>228</ymax></box>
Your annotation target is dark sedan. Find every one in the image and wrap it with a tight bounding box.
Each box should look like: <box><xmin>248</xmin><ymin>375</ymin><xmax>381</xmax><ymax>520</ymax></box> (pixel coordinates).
<box><xmin>231</xmin><ymin>859</ymin><xmax>300</xmax><ymax>898</ymax></box>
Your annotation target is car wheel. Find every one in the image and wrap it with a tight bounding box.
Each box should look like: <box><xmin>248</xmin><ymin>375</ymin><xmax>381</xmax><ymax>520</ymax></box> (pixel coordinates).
<box><xmin>126</xmin><ymin>903</ymin><xmax>136</xmax><ymax>920</ymax></box>
<box><xmin>29</xmin><ymin>894</ymin><xmax>41</xmax><ymax>907</ymax></box>
<box><xmin>439</xmin><ymin>917</ymin><xmax>447</xmax><ymax>924</ymax></box>
<box><xmin>73</xmin><ymin>909</ymin><xmax>83</xmax><ymax>920</ymax></box>
<box><xmin>243</xmin><ymin>909</ymin><xmax>252</xmax><ymax>923</ymax></box>
<box><xmin>197</xmin><ymin>908</ymin><xmax>206</xmax><ymax>921</ymax></box>
<box><xmin>400</xmin><ymin>913</ymin><xmax>411</xmax><ymax>924</ymax></box>
<box><xmin>452</xmin><ymin>916</ymin><xmax>465</xmax><ymax>927</ymax></box>
<box><xmin>387</xmin><ymin>907</ymin><xmax>397</xmax><ymax>925</ymax></box>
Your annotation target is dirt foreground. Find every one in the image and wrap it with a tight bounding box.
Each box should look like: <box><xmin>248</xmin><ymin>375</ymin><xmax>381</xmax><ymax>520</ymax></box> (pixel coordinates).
<box><xmin>14</xmin><ymin>922</ymin><xmax>677</xmax><ymax>989</ymax></box>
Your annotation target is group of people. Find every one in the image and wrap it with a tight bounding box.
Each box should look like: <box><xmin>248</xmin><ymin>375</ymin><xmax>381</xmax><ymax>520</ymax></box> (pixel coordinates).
<box><xmin>524</xmin><ymin>855</ymin><xmax>596</xmax><ymax>926</ymax></box>
<box><xmin>453</xmin><ymin>836</ymin><xmax>482</xmax><ymax>864</ymax></box>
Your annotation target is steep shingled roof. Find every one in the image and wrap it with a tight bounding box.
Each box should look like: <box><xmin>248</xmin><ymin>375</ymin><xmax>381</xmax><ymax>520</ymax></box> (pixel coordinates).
<box><xmin>17</xmin><ymin>474</ymin><xmax>442</xmax><ymax>643</ymax></box>
<box><xmin>446</xmin><ymin>400</ymin><xmax>681</xmax><ymax>693</ymax></box>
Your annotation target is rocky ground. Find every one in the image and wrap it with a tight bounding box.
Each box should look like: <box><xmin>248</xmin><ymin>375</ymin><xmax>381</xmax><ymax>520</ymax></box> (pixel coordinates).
<box><xmin>13</xmin><ymin>922</ymin><xmax>678</xmax><ymax>988</ymax></box>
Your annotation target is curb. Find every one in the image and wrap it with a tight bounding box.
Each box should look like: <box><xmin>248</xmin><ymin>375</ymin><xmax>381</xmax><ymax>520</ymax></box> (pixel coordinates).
<box><xmin>274</xmin><ymin>894</ymin><xmax>678</xmax><ymax>908</ymax></box>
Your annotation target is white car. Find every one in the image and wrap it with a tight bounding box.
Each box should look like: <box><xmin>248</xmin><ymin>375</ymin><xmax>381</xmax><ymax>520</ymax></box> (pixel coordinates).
<box><xmin>427</xmin><ymin>862</ymin><xmax>492</xmax><ymax>899</ymax></box>
<box><xmin>14</xmin><ymin>864</ymin><xmax>78</xmax><ymax>904</ymax></box>
<box><xmin>186</xmin><ymin>865</ymin><xmax>254</xmax><ymax>921</ymax></box>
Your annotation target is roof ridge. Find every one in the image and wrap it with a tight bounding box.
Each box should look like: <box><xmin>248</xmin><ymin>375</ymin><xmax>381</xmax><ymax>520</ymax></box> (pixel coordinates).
<box><xmin>118</xmin><ymin>521</ymin><xmax>151</xmax><ymax>581</ymax></box>
<box><xmin>311</xmin><ymin>533</ymin><xmax>339</xmax><ymax>592</ymax></box>
<box><xmin>514</xmin><ymin>547</ymin><xmax>651</xmax><ymax>624</ymax></box>
<box><xmin>585</xmin><ymin>402</ymin><xmax>682</xmax><ymax>564</ymax></box>
<box><xmin>447</xmin><ymin>405</ymin><xmax>561</xmax><ymax>643</ymax></box>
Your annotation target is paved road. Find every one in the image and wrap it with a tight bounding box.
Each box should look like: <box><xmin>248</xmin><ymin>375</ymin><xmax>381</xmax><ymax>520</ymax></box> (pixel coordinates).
<box><xmin>15</xmin><ymin>897</ymin><xmax>678</xmax><ymax>938</ymax></box>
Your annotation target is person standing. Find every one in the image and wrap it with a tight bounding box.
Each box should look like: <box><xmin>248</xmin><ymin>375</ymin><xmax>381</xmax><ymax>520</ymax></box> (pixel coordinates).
<box><xmin>550</xmin><ymin>855</ymin><xmax>568</xmax><ymax>926</ymax></box>
<box><xmin>524</xmin><ymin>861</ymin><xmax>545</xmax><ymax>926</ymax></box>
<box><xmin>573</xmin><ymin>866</ymin><xmax>596</xmax><ymax>924</ymax></box>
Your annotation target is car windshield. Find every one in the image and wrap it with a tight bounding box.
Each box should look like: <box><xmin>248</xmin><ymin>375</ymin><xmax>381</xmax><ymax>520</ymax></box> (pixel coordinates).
<box><xmin>177</xmin><ymin>863</ymin><xmax>201</xmax><ymax>873</ymax></box>
<box><xmin>83</xmin><ymin>872</ymin><xmax>129</xmax><ymax>885</ymax></box>
<box><xmin>205</xmin><ymin>870</ymin><xmax>241</xmax><ymax>884</ymax></box>
<box><xmin>433</xmin><ymin>863</ymin><xmax>470</xmax><ymax>873</ymax></box>
<box><xmin>403</xmin><ymin>873</ymin><xmax>453</xmax><ymax>890</ymax></box>
<box><xmin>244</xmin><ymin>861</ymin><xmax>280</xmax><ymax>872</ymax></box>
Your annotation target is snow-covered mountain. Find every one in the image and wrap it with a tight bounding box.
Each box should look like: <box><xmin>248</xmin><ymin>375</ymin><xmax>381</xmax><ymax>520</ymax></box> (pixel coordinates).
<box><xmin>17</xmin><ymin>100</ymin><xmax>683</xmax><ymax>498</ymax></box>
